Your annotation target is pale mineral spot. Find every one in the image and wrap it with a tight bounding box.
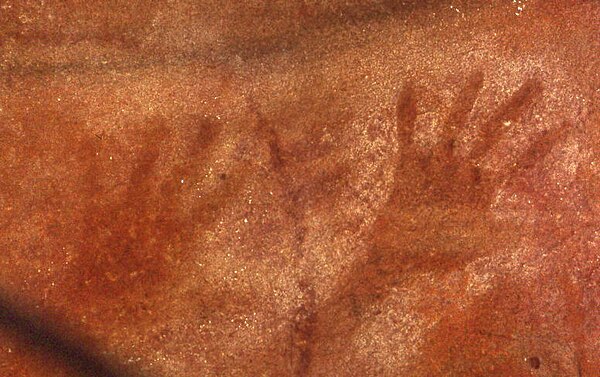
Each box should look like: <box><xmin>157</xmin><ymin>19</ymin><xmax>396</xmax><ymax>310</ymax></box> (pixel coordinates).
<box><xmin>513</xmin><ymin>0</ymin><xmax>529</xmax><ymax>16</ymax></box>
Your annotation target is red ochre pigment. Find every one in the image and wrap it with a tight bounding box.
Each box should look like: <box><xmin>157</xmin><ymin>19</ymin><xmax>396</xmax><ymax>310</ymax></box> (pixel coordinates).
<box><xmin>0</xmin><ymin>1</ymin><xmax>598</xmax><ymax>376</ymax></box>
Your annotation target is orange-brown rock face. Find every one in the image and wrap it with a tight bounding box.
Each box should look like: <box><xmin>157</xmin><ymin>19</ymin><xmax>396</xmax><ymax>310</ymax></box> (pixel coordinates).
<box><xmin>0</xmin><ymin>1</ymin><xmax>598</xmax><ymax>376</ymax></box>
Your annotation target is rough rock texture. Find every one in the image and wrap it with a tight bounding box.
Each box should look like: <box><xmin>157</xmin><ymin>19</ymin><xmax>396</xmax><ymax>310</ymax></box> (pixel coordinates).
<box><xmin>0</xmin><ymin>0</ymin><xmax>598</xmax><ymax>376</ymax></box>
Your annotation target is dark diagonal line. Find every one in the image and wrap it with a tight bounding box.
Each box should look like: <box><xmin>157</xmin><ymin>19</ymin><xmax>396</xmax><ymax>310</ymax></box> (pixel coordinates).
<box><xmin>0</xmin><ymin>294</ymin><xmax>140</xmax><ymax>377</ymax></box>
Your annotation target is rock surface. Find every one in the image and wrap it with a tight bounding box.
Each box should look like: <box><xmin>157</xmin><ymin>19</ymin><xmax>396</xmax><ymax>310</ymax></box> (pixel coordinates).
<box><xmin>0</xmin><ymin>0</ymin><xmax>598</xmax><ymax>376</ymax></box>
